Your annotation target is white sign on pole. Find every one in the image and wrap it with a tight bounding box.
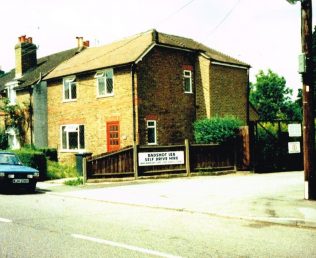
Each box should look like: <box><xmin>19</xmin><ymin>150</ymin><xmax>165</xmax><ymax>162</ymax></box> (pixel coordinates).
<box><xmin>138</xmin><ymin>151</ymin><xmax>184</xmax><ymax>166</ymax></box>
<box><xmin>288</xmin><ymin>124</ymin><xmax>302</xmax><ymax>137</ymax></box>
<box><xmin>288</xmin><ymin>142</ymin><xmax>301</xmax><ymax>154</ymax></box>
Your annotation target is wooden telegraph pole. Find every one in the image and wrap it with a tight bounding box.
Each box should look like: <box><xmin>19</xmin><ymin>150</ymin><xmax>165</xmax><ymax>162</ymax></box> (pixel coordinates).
<box><xmin>301</xmin><ymin>0</ymin><xmax>316</xmax><ymax>200</ymax></box>
<box><xmin>288</xmin><ymin>0</ymin><xmax>315</xmax><ymax>200</ymax></box>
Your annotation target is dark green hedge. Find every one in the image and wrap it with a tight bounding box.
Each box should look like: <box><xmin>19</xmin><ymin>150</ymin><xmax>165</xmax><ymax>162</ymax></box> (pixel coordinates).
<box><xmin>194</xmin><ymin>116</ymin><xmax>243</xmax><ymax>144</ymax></box>
<box><xmin>39</xmin><ymin>148</ymin><xmax>58</xmax><ymax>162</ymax></box>
<box><xmin>12</xmin><ymin>149</ymin><xmax>47</xmax><ymax>181</ymax></box>
<box><xmin>0</xmin><ymin>127</ymin><xmax>8</xmax><ymax>150</ymax></box>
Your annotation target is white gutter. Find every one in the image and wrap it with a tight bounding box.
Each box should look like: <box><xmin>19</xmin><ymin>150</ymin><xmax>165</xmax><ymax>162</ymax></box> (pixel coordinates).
<box><xmin>135</xmin><ymin>43</ymin><xmax>156</xmax><ymax>64</ymax></box>
<box><xmin>211</xmin><ymin>61</ymin><xmax>249</xmax><ymax>70</ymax></box>
<box><xmin>157</xmin><ymin>44</ymin><xmax>195</xmax><ymax>53</ymax></box>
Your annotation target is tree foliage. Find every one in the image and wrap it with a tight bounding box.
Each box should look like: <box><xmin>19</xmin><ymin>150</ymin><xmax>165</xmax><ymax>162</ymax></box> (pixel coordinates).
<box><xmin>0</xmin><ymin>98</ymin><xmax>29</xmax><ymax>145</ymax></box>
<box><xmin>250</xmin><ymin>69</ymin><xmax>302</xmax><ymax>121</ymax></box>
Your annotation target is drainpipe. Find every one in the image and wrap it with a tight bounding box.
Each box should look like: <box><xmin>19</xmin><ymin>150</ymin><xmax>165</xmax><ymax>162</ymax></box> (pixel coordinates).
<box><xmin>131</xmin><ymin>63</ymin><xmax>137</xmax><ymax>143</ymax></box>
<box><xmin>28</xmin><ymin>87</ymin><xmax>34</xmax><ymax>146</ymax></box>
<box><xmin>246</xmin><ymin>68</ymin><xmax>250</xmax><ymax>125</ymax></box>
<box><xmin>29</xmin><ymin>72</ymin><xmax>43</xmax><ymax>147</ymax></box>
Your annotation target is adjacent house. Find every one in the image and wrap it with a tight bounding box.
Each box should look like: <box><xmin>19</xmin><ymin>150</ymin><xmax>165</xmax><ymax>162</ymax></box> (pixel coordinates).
<box><xmin>44</xmin><ymin>29</ymin><xmax>250</xmax><ymax>164</ymax></box>
<box><xmin>0</xmin><ymin>35</ymin><xmax>88</xmax><ymax>149</ymax></box>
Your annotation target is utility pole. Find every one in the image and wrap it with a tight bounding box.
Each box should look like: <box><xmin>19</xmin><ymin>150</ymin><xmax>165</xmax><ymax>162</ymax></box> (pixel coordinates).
<box><xmin>301</xmin><ymin>0</ymin><xmax>316</xmax><ymax>200</ymax></box>
<box><xmin>287</xmin><ymin>0</ymin><xmax>316</xmax><ymax>200</ymax></box>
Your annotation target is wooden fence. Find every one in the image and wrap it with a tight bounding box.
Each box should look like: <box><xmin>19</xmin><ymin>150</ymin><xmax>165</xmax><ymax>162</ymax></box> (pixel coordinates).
<box><xmin>85</xmin><ymin>140</ymin><xmax>236</xmax><ymax>180</ymax></box>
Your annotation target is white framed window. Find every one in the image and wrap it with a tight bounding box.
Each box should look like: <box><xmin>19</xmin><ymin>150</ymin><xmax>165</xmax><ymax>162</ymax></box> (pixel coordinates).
<box><xmin>5</xmin><ymin>82</ymin><xmax>18</xmax><ymax>105</ymax></box>
<box><xmin>147</xmin><ymin>120</ymin><xmax>157</xmax><ymax>145</ymax></box>
<box><xmin>183</xmin><ymin>70</ymin><xmax>192</xmax><ymax>93</ymax></box>
<box><xmin>95</xmin><ymin>69</ymin><xmax>114</xmax><ymax>97</ymax></box>
<box><xmin>63</xmin><ymin>76</ymin><xmax>77</xmax><ymax>101</ymax></box>
<box><xmin>61</xmin><ymin>124</ymin><xmax>85</xmax><ymax>150</ymax></box>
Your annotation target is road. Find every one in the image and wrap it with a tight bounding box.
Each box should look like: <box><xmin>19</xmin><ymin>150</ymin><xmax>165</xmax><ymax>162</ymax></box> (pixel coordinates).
<box><xmin>1</xmin><ymin>172</ymin><xmax>316</xmax><ymax>257</ymax></box>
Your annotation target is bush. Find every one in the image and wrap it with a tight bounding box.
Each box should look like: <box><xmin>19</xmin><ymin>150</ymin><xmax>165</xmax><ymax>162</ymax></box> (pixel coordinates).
<box><xmin>8</xmin><ymin>146</ymin><xmax>77</xmax><ymax>180</ymax></box>
<box><xmin>47</xmin><ymin>160</ymin><xmax>78</xmax><ymax>180</ymax></box>
<box><xmin>40</xmin><ymin>148</ymin><xmax>58</xmax><ymax>161</ymax></box>
<box><xmin>194</xmin><ymin>116</ymin><xmax>243</xmax><ymax>144</ymax></box>
<box><xmin>12</xmin><ymin>148</ymin><xmax>47</xmax><ymax>181</ymax></box>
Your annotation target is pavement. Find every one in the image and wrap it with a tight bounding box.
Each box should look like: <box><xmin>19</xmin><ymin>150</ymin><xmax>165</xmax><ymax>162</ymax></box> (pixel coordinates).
<box><xmin>37</xmin><ymin>171</ymin><xmax>316</xmax><ymax>229</ymax></box>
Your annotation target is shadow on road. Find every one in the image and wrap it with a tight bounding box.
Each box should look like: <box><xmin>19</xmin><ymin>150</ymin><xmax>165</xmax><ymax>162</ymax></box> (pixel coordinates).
<box><xmin>0</xmin><ymin>187</ymin><xmax>51</xmax><ymax>195</ymax></box>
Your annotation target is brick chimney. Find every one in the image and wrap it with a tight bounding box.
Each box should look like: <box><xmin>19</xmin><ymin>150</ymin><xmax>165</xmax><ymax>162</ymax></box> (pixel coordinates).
<box><xmin>76</xmin><ymin>36</ymin><xmax>84</xmax><ymax>48</ymax></box>
<box><xmin>76</xmin><ymin>37</ymin><xmax>89</xmax><ymax>51</ymax></box>
<box><xmin>15</xmin><ymin>35</ymin><xmax>37</xmax><ymax>78</ymax></box>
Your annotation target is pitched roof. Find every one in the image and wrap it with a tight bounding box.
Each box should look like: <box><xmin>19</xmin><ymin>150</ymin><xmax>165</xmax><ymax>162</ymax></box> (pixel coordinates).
<box><xmin>157</xmin><ymin>32</ymin><xmax>249</xmax><ymax>67</ymax></box>
<box><xmin>45</xmin><ymin>31</ymin><xmax>153</xmax><ymax>79</ymax></box>
<box><xmin>0</xmin><ymin>48</ymin><xmax>81</xmax><ymax>91</ymax></box>
<box><xmin>45</xmin><ymin>29</ymin><xmax>250</xmax><ymax>80</ymax></box>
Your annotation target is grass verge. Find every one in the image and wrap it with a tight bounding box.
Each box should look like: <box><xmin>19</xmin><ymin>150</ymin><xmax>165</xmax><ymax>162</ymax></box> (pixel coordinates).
<box><xmin>64</xmin><ymin>177</ymin><xmax>84</xmax><ymax>186</ymax></box>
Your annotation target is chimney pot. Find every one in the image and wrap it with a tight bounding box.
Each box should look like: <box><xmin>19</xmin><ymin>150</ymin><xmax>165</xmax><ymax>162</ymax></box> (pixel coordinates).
<box><xmin>20</xmin><ymin>35</ymin><xmax>26</xmax><ymax>43</ymax></box>
<box><xmin>83</xmin><ymin>40</ymin><xmax>90</xmax><ymax>47</ymax></box>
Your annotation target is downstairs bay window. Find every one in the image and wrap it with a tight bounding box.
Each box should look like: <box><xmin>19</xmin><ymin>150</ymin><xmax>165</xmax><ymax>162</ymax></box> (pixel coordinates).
<box><xmin>61</xmin><ymin>124</ymin><xmax>85</xmax><ymax>151</ymax></box>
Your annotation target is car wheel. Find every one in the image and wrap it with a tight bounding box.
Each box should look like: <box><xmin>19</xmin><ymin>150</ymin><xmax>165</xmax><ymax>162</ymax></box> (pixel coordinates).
<box><xmin>28</xmin><ymin>182</ymin><xmax>37</xmax><ymax>193</ymax></box>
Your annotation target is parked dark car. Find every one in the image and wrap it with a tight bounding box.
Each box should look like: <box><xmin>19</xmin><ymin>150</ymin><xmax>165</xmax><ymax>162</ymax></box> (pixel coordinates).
<box><xmin>0</xmin><ymin>152</ymin><xmax>39</xmax><ymax>192</ymax></box>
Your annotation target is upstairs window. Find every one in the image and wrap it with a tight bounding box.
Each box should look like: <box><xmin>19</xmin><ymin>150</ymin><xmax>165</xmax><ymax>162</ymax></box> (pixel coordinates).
<box><xmin>147</xmin><ymin>120</ymin><xmax>157</xmax><ymax>145</ymax></box>
<box><xmin>63</xmin><ymin>76</ymin><xmax>77</xmax><ymax>101</ymax></box>
<box><xmin>183</xmin><ymin>70</ymin><xmax>192</xmax><ymax>93</ymax></box>
<box><xmin>95</xmin><ymin>69</ymin><xmax>114</xmax><ymax>97</ymax></box>
<box><xmin>61</xmin><ymin>124</ymin><xmax>85</xmax><ymax>150</ymax></box>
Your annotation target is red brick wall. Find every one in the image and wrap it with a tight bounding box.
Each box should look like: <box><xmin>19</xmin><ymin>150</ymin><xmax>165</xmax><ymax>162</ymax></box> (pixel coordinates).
<box><xmin>136</xmin><ymin>46</ymin><xmax>196</xmax><ymax>145</ymax></box>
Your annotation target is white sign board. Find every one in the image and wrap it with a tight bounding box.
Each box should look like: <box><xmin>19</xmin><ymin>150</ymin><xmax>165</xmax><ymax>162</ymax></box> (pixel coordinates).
<box><xmin>138</xmin><ymin>151</ymin><xmax>184</xmax><ymax>166</ymax></box>
<box><xmin>288</xmin><ymin>142</ymin><xmax>301</xmax><ymax>154</ymax></box>
<box><xmin>288</xmin><ymin>124</ymin><xmax>302</xmax><ymax>137</ymax></box>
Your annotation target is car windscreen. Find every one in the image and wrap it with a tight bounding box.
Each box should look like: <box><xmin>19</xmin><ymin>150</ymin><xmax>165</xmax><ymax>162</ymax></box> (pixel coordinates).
<box><xmin>0</xmin><ymin>154</ymin><xmax>21</xmax><ymax>165</ymax></box>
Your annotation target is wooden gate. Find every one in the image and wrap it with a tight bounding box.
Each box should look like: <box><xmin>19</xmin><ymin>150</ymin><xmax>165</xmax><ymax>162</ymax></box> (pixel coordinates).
<box><xmin>249</xmin><ymin>120</ymin><xmax>303</xmax><ymax>172</ymax></box>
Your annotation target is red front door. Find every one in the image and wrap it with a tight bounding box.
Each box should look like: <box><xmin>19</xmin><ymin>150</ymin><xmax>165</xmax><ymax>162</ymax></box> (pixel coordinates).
<box><xmin>107</xmin><ymin>121</ymin><xmax>120</xmax><ymax>152</ymax></box>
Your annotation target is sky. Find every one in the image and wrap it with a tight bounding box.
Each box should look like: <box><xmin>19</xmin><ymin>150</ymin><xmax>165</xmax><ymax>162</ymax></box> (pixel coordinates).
<box><xmin>0</xmin><ymin>0</ymin><xmax>313</xmax><ymax>97</ymax></box>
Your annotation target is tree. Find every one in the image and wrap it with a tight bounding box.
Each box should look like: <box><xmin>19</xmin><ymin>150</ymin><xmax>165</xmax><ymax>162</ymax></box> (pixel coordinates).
<box><xmin>250</xmin><ymin>69</ymin><xmax>302</xmax><ymax>121</ymax></box>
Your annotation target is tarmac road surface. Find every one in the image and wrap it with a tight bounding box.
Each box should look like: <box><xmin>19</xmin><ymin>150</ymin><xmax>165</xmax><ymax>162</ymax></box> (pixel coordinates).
<box><xmin>1</xmin><ymin>171</ymin><xmax>315</xmax><ymax>257</ymax></box>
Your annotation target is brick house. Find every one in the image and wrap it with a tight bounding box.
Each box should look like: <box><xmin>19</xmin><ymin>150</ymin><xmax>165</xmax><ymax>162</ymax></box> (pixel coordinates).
<box><xmin>44</xmin><ymin>29</ymin><xmax>250</xmax><ymax>164</ymax></box>
<box><xmin>0</xmin><ymin>36</ymin><xmax>88</xmax><ymax>149</ymax></box>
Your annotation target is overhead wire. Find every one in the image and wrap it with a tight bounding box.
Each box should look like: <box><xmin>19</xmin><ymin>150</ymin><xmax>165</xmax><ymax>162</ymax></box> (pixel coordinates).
<box><xmin>4</xmin><ymin>0</ymin><xmax>199</xmax><ymax>76</ymax></box>
<box><xmin>205</xmin><ymin>0</ymin><xmax>241</xmax><ymax>39</ymax></box>
<box><xmin>157</xmin><ymin>0</ymin><xmax>198</xmax><ymax>26</ymax></box>
<box><xmin>4</xmin><ymin>0</ymin><xmax>240</xmax><ymax>85</ymax></box>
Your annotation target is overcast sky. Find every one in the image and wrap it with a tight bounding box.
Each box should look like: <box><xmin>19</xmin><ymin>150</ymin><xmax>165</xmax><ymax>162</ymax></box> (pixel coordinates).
<box><xmin>0</xmin><ymin>0</ymin><xmax>314</xmax><ymax>97</ymax></box>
